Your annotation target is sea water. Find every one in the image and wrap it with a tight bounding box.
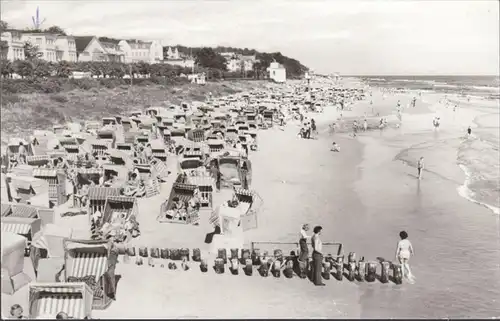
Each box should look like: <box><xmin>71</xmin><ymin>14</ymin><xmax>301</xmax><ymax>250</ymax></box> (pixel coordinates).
<box><xmin>247</xmin><ymin>78</ymin><xmax>500</xmax><ymax>318</ymax></box>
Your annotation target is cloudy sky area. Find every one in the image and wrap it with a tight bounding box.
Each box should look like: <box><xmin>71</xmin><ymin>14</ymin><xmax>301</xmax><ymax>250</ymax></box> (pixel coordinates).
<box><xmin>2</xmin><ymin>0</ymin><xmax>499</xmax><ymax>75</ymax></box>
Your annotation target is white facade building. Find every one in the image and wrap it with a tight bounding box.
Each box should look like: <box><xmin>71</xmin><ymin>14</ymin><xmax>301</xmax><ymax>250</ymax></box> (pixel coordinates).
<box><xmin>0</xmin><ymin>30</ymin><xmax>25</xmax><ymax>61</ymax></box>
<box><xmin>267</xmin><ymin>61</ymin><xmax>286</xmax><ymax>83</ymax></box>
<box><xmin>119</xmin><ymin>39</ymin><xmax>163</xmax><ymax>64</ymax></box>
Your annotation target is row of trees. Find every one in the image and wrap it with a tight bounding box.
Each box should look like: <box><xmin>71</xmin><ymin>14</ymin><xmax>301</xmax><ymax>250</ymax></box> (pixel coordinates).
<box><xmin>175</xmin><ymin>46</ymin><xmax>309</xmax><ymax>78</ymax></box>
<box><xmin>0</xmin><ymin>59</ymin><xmax>201</xmax><ymax>79</ymax></box>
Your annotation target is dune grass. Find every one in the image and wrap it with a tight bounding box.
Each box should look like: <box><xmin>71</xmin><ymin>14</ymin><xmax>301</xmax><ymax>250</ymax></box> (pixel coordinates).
<box><xmin>1</xmin><ymin>80</ymin><xmax>269</xmax><ymax>141</ymax></box>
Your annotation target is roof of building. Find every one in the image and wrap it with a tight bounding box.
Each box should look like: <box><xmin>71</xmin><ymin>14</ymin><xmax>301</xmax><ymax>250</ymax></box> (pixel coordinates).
<box><xmin>74</xmin><ymin>36</ymin><xmax>94</xmax><ymax>53</ymax></box>
<box><xmin>239</xmin><ymin>55</ymin><xmax>256</xmax><ymax>61</ymax></box>
<box><xmin>128</xmin><ymin>40</ymin><xmax>152</xmax><ymax>50</ymax></box>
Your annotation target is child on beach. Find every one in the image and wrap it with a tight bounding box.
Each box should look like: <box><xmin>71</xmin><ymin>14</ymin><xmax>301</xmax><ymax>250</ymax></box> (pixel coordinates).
<box><xmin>395</xmin><ymin>231</ymin><xmax>415</xmax><ymax>284</ymax></box>
<box><xmin>331</xmin><ymin>142</ymin><xmax>340</xmax><ymax>152</ymax></box>
<box><xmin>9</xmin><ymin>304</ymin><xmax>25</xmax><ymax>319</ymax></box>
<box><xmin>417</xmin><ymin>157</ymin><xmax>424</xmax><ymax>180</ymax></box>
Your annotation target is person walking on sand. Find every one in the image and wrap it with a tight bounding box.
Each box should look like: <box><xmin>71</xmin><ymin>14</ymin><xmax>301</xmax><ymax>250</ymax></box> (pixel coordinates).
<box><xmin>417</xmin><ymin>157</ymin><xmax>424</xmax><ymax>180</ymax></box>
<box><xmin>363</xmin><ymin>119</ymin><xmax>368</xmax><ymax>132</ymax></box>
<box><xmin>467</xmin><ymin>126</ymin><xmax>472</xmax><ymax>137</ymax></box>
<box><xmin>352</xmin><ymin>120</ymin><xmax>358</xmax><ymax>137</ymax></box>
<box><xmin>395</xmin><ymin>231</ymin><xmax>415</xmax><ymax>284</ymax></box>
<box><xmin>298</xmin><ymin>224</ymin><xmax>311</xmax><ymax>278</ymax></box>
<box><xmin>311</xmin><ymin>226</ymin><xmax>325</xmax><ymax>286</ymax></box>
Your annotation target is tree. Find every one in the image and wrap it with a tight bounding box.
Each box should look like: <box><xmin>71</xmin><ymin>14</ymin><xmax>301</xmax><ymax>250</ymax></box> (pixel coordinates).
<box><xmin>136</xmin><ymin>61</ymin><xmax>150</xmax><ymax>77</ymax></box>
<box><xmin>32</xmin><ymin>59</ymin><xmax>52</xmax><ymax>78</ymax></box>
<box><xmin>55</xmin><ymin>61</ymin><xmax>73</xmax><ymax>78</ymax></box>
<box><xmin>14</xmin><ymin>60</ymin><xmax>34</xmax><ymax>78</ymax></box>
<box><xmin>0</xmin><ymin>20</ymin><xmax>8</xmax><ymax>33</ymax></box>
<box><xmin>194</xmin><ymin>47</ymin><xmax>227</xmax><ymax>70</ymax></box>
<box><xmin>0</xmin><ymin>59</ymin><xmax>14</xmax><ymax>78</ymax></box>
<box><xmin>44</xmin><ymin>25</ymin><xmax>66</xmax><ymax>35</ymax></box>
<box><xmin>109</xmin><ymin>63</ymin><xmax>125</xmax><ymax>78</ymax></box>
<box><xmin>24</xmin><ymin>42</ymin><xmax>43</xmax><ymax>61</ymax></box>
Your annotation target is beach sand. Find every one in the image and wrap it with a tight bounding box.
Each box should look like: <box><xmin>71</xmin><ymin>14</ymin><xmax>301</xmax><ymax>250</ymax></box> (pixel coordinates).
<box><xmin>2</xmin><ymin>78</ymin><xmax>499</xmax><ymax>319</ymax></box>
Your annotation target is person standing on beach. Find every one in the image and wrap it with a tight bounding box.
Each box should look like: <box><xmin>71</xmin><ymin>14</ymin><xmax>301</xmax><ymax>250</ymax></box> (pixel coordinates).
<box><xmin>395</xmin><ymin>231</ymin><xmax>415</xmax><ymax>284</ymax></box>
<box><xmin>417</xmin><ymin>157</ymin><xmax>424</xmax><ymax>180</ymax></box>
<box><xmin>298</xmin><ymin>224</ymin><xmax>311</xmax><ymax>278</ymax></box>
<box><xmin>363</xmin><ymin>119</ymin><xmax>368</xmax><ymax>132</ymax></box>
<box><xmin>467</xmin><ymin>126</ymin><xmax>472</xmax><ymax>137</ymax></box>
<box><xmin>311</xmin><ymin>226</ymin><xmax>325</xmax><ymax>286</ymax></box>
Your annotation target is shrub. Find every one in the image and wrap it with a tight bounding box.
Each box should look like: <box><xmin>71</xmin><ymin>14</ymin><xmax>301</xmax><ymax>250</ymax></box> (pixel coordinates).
<box><xmin>49</xmin><ymin>94</ymin><xmax>69</xmax><ymax>103</ymax></box>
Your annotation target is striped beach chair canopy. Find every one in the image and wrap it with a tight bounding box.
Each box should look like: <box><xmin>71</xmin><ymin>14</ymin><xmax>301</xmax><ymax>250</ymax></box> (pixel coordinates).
<box><xmin>26</xmin><ymin>155</ymin><xmax>51</xmax><ymax>167</ymax></box>
<box><xmin>88</xmin><ymin>187</ymin><xmax>121</xmax><ymax>201</ymax></box>
<box><xmin>28</xmin><ymin>282</ymin><xmax>93</xmax><ymax>319</ymax></box>
<box><xmin>32</xmin><ymin>168</ymin><xmax>58</xmax><ymax>178</ymax></box>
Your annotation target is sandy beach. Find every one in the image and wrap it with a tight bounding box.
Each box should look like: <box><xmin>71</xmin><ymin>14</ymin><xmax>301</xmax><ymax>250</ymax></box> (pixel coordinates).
<box><xmin>2</xmin><ymin>76</ymin><xmax>499</xmax><ymax>319</ymax></box>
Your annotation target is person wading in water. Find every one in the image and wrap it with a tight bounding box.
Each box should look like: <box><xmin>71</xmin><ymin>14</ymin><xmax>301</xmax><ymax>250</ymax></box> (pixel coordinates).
<box><xmin>417</xmin><ymin>157</ymin><xmax>424</xmax><ymax>180</ymax></box>
<box><xmin>311</xmin><ymin>226</ymin><xmax>325</xmax><ymax>286</ymax></box>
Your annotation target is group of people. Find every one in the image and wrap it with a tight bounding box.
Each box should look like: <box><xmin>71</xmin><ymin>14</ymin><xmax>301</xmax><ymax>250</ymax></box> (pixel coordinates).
<box><xmin>298</xmin><ymin>224</ymin><xmax>416</xmax><ymax>286</ymax></box>
<box><xmin>297</xmin><ymin>118</ymin><xmax>317</xmax><ymax>139</ymax></box>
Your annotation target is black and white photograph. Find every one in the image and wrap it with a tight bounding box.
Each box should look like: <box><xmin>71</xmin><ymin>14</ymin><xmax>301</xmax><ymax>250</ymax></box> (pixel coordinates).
<box><xmin>0</xmin><ymin>0</ymin><xmax>499</xmax><ymax>319</ymax></box>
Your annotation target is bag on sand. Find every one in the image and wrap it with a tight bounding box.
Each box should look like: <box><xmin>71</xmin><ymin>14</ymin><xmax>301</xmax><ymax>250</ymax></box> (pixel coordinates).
<box><xmin>150</xmin><ymin>247</ymin><xmax>160</xmax><ymax>258</ymax></box>
<box><xmin>241</xmin><ymin>249</ymin><xmax>250</xmax><ymax>261</ymax></box>
<box><xmin>139</xmin><ymin>246</ymin><xmax>148</xmax><ymax>257</ymax></box>
<box><xmin>180</xmin><ymin>248</ymin><xmax>190</xmax><ymax>261</ymax></box>
<box><xmin>170</xmin><ymin>248</ymin><xmax>180</xmax><ymax>261</ymax></box>
<box><xmin>160</xmin><ymin>248</ymin><xmax>170</xmax><ymax>259</ymax></box>
<box><xmin>283</xmin><ymin>260</ymin><xmax>294</xmax><ymax>279</ymax></box>
<box><xmin>126</xmin><ymin>246</ymin><xmax>136</xmax><ymax>257</ymax></box>
<box><xmin>230</xmin><ymin>248</ymin><xmax>239</xmax><ymax>260</ymax></box>
<box><xmin>217</xmin><ymin>248</ymin><xmax>227</xmax><ymax>263</ymax></box>
<box><xmin>214</xmin><ymin>258</ymin><xmax>225</xmax><ymax>274</ymax></box>
<box><xmin>230</xmin><ymin>258</ymin><xmax>239</xmax><ymax>275</ymax></box>
<box><xmin>251</xmin><ymin>249</ymin><xmax>260</xmax><ymax>265</ymax></box>
<box><xmin>244</xmin><ymin>258</ymin><xmax>253</xmax><ymax>276</ymax></box>
<box><xmin>200</xmin><ymin>259</ymin><xmax>208</xmax><ymax>273</ymax></box>
<box><xmin>192</xmin><ymin>248</ymin><xmax>202</xmax><ymax>262</ymax></box>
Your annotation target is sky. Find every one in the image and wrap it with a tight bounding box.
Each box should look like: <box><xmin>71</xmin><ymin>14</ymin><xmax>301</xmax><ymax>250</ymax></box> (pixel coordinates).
<box><xmin>1</xmin><ymin>0</ymin><xmax>499</xmax><ymax>75</ymax></box>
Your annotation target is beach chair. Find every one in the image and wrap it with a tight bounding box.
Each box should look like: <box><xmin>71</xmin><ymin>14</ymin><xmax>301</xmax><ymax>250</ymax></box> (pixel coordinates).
<box><xmin>1</xmin><ymin>232</ymin><xmax>31</xmax><ymax>294</ymax></box>
<box><xmin>91</xmin><ymin>141</ymin><xmax>111</xmax><ymax>157</ymax></box>
<box><xmin>87</xmin><ymin>187</ymin><xmax>121</xmax><ymax>218</ymax></box>
<box><xmin>63</xmin><ymin>239</ymin><xmax>118</xmax><ymax>310</ymax></box>
<box><xmin>158</xmin><ymin>182</ymin><xmax>199</xmax><ymax>225</ymax></box>
<box><xmin>30</xmin><ymin>224</ymin><xmax>73</xmax><ymax>278</ymax></box>
<box><xmin>25</xmin><ymin>155</ymin><xmax>51</xmax><ymax>167</ymax></box>
<box><xmin>28</xmin><ymin>282</ymin><xmax>93</xmax><ymax>319</ymax></box>
<box><xmin>116</xmin><ymin>143</ymin><xmax>134</xmax><ymax>157</ymax></box>
<box><xmin>186</xmin><ymin>174</ymin><xmax>215</xmax><ymax>209</ymax></box>
<box><xmin>63</xmin><ymin>144</ymin><xmax>80</xmax><ymax>162</ymax></box>
<box><xmin>150</xmin><ymin>140</ymin><xmax>167</xmax><ymax>162</ymax></box>
<box><xmin>151</xmin><ymin>158</ymin><xmax>170</xmax><ymax>182</ymax></box>
<box><xmin>32</xmin><ymin>168</ymin><xmax>67</xmax><ymax>206</ymax></box>
<box><xmin>1</xmin><ymin>216</ymin><xmax>42</xmax><ymax>253</ymax></box>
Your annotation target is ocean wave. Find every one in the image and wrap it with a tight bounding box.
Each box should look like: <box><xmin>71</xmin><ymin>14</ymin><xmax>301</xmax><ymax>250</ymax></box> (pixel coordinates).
<box><xmin>457</xmin><ymin>164</ymin><xmax>500</xmax><ymax>215</ymax></box>
<box><xmin>456</xmin><ymin>137</ymin><xmax>500</xmax><ymax>215</ymax></box>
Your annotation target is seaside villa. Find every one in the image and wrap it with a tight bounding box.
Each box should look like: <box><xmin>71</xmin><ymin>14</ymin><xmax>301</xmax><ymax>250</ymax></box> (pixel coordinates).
<box><xmin>267</xmin><ymin>62</ymin><xmax>287</xmax><ymax>83</ymax></box>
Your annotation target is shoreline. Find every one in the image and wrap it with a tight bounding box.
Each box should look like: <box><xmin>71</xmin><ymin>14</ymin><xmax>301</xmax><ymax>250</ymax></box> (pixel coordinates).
<box><xmin>2</xmin><ymin>76</ymin><xmax>499</xmax><ymax>318</ymax></box>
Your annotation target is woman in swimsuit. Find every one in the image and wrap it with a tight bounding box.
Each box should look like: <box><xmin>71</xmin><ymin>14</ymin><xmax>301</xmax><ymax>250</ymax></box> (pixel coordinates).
<box><xmin>395</xmin><ymin>231</ymin><xmax>415</xmax><ymax>283</ymax></box>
